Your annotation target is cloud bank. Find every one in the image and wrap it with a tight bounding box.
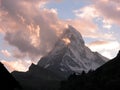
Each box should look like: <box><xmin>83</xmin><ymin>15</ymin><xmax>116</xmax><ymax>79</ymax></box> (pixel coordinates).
<box><xmin>0</xmin><ymin>0</ymin><xmax>66</xmax><ymax>60</ymax></box>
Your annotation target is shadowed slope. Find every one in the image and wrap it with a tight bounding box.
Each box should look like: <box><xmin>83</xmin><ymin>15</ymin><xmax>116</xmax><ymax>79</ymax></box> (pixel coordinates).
<box><xmin>60</xmin><ymin>50</ymin><xmax>120</xmax><ymax>90</ymax></box>
<box><xmin>0</xmin><ymin>62</ymin><xmax>21</xmax><ymax>90</ymax></box>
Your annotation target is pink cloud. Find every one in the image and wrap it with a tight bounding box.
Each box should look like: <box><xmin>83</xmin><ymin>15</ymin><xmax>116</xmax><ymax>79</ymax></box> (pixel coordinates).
<box><xmin>74</xmin><ymin>0</ymin><xmax>120</xmax><ymax>30</ymax></box>
<box><xmin>66</xmin><ymin>19</ymin><xmax>114</xmax><ymax>40</ymax></box>
<box><xmin>0</xmin><ymin>0</ymin><xmax>66</xmax><ymax>60</ymax></box>
<box><xmin>1</xmin><ymin>59</ymin><xmax>32</xmax><ymax>72</ymax></box>
<box><xmin>87</xmin><ymin>40</ymin><xmax>120</xmax><ymax>51</ymax></box>
<box><xmin>1</xmin><ymin>49</ymin><xmax>11</xmax><ymax>57</ymax></box>
<box><xmin>91</xmin><ymin>0</ymin><xmax>120</xmax><ymax>27</ymax></box>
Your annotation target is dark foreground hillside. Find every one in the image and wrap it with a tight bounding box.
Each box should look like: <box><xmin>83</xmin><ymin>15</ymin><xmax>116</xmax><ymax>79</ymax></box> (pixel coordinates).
<box><xmin>0</xmin><ymin>62</ymin><xmax>21</xmax><ymax>90</ymax></box>
<box><xmin>60</xmin><ymin>51</ymin><xmax>120</xmax><ymax>90</ymax></box>
<box><xmin>12</xmin><ymin>63</ymin><xmax>63</xmax><ymax>90</ymax></box>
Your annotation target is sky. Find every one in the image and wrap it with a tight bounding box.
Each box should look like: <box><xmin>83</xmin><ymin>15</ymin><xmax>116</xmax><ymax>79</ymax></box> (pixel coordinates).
<box><xmin>0</xmin><ymin>0</ymin><xmax>120</xmax><ymax>72</ymax></box>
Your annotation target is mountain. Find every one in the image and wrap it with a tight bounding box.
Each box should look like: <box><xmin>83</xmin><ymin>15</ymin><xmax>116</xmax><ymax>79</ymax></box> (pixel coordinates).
<box><xmin>38</xmin><ymin>25</ymin><xmax>108</xmax><ymax>77</ymax></box>
<box><xmin>0</xmin><ymin>62</ymin><xmax>21</xmax><ymax>90</ymax></box>
<box><xmin>60</xmin><ymin>50</ymin><xmax>120</xmax><ymax>90</ymax></box>
<box><xmin>12</xmin><ymin>25</ymin><xmax>108</xmax><ymax>90</ymax></box>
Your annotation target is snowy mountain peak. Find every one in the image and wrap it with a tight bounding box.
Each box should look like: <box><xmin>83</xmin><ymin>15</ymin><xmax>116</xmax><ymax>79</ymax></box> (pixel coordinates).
<box><xmin>38</xmin><ymin>25</ymin><xmax>108</xmax><ymax>77</ymax></box>
<box><xmin>60</xmin><ymin>25</ymin><xmax>84</xmax><ymax>46</ymax></box>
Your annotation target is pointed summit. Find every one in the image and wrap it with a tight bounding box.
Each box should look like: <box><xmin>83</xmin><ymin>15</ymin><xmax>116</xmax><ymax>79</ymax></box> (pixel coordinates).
<box><xmin>62</xmin><ymin>25</ymin><xmax>84</xmax><ymax>44</ymax></box>
<box><xmin>58</xmin><ymin>25</ymin><xmax>84</xmax><ymax>47</ymax></box>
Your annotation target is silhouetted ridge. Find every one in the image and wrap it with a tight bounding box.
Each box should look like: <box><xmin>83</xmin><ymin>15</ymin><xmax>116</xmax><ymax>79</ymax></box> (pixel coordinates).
<box><xmin>114</xmin><ymin>50</ymin><xmax>120</xmax><ymax>59</ymax></box>
<box><xmin>29</xmin><ymin>63</ymin><xmax>37</xmax><ymax>70</ymax></box>
<box><xmin>12</xmin><ymin>63</ymin><xmax>64</xmax><ymax>90</ymax></box>
<box><xmin>0</xmin><ymin>62</ymin><xmax>21</xmax><ymax>90</ymax></box>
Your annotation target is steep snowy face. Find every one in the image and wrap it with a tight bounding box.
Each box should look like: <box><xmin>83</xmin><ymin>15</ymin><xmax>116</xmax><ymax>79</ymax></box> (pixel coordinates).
<box><xmin>38</xmin><ymin>25</ymin><xmax>108</xmax><ymax>75</ymax></box>
<box><xmin>61</xmin><ymin>25</ymin><xmax>84</xmax><ymax>46</ymax></box>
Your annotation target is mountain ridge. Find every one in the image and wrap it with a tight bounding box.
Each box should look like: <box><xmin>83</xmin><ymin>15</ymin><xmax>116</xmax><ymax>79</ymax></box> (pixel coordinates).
<box><xmin>0</xmin><ymin>62</ymin><xmax>21</xmax><ymax>90</ymax></box>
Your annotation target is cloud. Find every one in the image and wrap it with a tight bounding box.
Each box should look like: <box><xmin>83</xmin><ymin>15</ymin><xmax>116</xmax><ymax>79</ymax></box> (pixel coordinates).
<box><xmin>91</xmin><ymin>0</ymin><xmax>120</xmax><ymax>27</ymax></box>
<box><xmin>1</xmin><ymin>60</ymin><xmax>15</xmax><ymax>72</ymax></box>
<box><xmin>73</xmin><ymin>0</ymin><xmax>120</xmax><ymax>30</ymax></box>
<box><xmin>4</xmin><ymin>30</ymin><xmax>42</xmax><ymax>59</ymax></box>
<box><xmin>0</xmin><ymin>0</ymin><xmax>1</xmax><ymax>6</ymax></box>
<box><xmin>1</xmin><ymin>49</ymin><xmax>11</xmax><ymax>57</ymax></box>
<box><xmin>0</xmin><ymin>0</ymin><xmax>66</xmax><ymax>60</ymax></box>
<box><xmin>66</xmin><ymin>19</ymin><xmax>115</xmax><ymax>40</ymax></box>
<box><xmin>73</xmin><ymin>6</ymin><xmax>100</xmax><ymax>36</ymax></box>
<box><xmin>67</xmin><ymin>18</ymin><xmax>97</xmax><ymax>32</ymax></box>
<box><xmin>74</xmin><ymin>5</ymin><xmax>99</xmax><ymax>20</ymax></box>
<box><xmin>86</xmin><ymin>40</ymin><xmax>120</xmax><ymax>59</ymax></box>
<box><xmin>87</xmin><ymin>40</ymin><xmax>120</xmax><ymax>50</ymax></box>
<box><xmin>1</xmin><ymin>59</ymin><xmax>32</xmax><ymax>72</ymax></box>
<box><xmin>103</xmin><ymin>24</ymin><xmax>112</xmax><ymax>29</ymax></box>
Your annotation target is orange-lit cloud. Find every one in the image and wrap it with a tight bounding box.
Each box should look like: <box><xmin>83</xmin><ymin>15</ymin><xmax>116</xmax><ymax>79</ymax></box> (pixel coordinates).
<box><xmin>1</xmin><ymin>59</ymin><xmax>32</xmax><ymax>72</ymax></box>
